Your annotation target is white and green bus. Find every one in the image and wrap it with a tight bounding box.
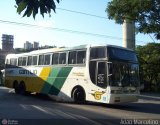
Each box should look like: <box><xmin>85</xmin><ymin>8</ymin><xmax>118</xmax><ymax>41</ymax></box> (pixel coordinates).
<box><xmin>4</xmin><ymin>44</ymin><xmax>140</xmax><ymax>104</ymax></box>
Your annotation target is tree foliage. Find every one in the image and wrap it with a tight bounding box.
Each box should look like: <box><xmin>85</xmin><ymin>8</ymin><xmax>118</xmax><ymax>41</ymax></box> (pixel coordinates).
<box><xmin>106</xmin><ymin>0</ymin><xmax>160</xmax><ymax>39</ymax></box>
<box><xmin>136</xmin><ymin>43</ymin><xmax>160</xmax><ymax>92</ymax></box>
<box><xmin>15</xmin><ymin>0</ymin><xmax>60</xmax><ymax>19</ymax></box>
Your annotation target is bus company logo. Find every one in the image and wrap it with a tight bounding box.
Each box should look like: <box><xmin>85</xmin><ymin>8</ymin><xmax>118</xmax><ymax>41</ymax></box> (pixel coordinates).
<box><xmin>1</xmin><ymin>119</ymin><xmax>8</xmax><ymax>125</ymax></box>
<box><xmin>19</xmin><ymin>69</ymin><xmax>37</xmax><ymax>75</ymax></box>
<box><xmin>91</xmin><ymin>91</ymin><xmax>105</xmax><ymax>100</ymax></box>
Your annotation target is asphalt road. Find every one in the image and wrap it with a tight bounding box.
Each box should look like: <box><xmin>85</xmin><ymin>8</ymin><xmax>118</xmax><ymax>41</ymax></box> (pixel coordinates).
<box><xmin>0</xmin><ymin>87</ymin><xmax>160</xmax><ymax>125</ymax></box>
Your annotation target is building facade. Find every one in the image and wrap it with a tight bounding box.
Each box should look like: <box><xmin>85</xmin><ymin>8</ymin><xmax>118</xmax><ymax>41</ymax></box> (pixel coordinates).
<box><xmin>0</xmin><ymin>34</ymin><xmax>14</xmax><ymax>70</ymax></box>
<box><xmin>33</xmin><ymin>41</ymin><xmax>39</xmax><ymax>49</ymax></box>
<box><xmin>2</xmin><ymin>34</ymin><xmax>14</xmax><ymax>52</ymax></box>
<box><xmin>24</xmin><ymin>41</ymin><xmax>39</xmax><ymax>50</ymax></box>
<box><xmin>24</xmin><ymin>41</ymin><xmax>32</xmax><ymax>50</ymax></box>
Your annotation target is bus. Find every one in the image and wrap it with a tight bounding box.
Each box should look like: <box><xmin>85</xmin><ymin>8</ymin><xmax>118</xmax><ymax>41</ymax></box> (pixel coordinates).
<box><xmin>4</xmin><ymin>44</ymin><xmax>140</xmax><ymax>104</ymax></box>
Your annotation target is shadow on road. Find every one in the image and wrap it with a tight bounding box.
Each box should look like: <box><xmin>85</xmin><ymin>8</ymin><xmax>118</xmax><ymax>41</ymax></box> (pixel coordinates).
<box><xmin>88</xmin><ymin>101</ymin><xmax>160</xmax><ymax>115</ymax></box>
<box><xmin>138</xmin><ymin>95</ymin><xmax>160</xmax><ymax>101</ymax></box>
<box><xmin>20</xmin><ymin>92</ymin><xmax>160</xmax><ymax>115</ymax></box>
<box><xmin>2</xmin><ymin>87</ymin><xmax>160</xmax><ymax>117</ymax></box>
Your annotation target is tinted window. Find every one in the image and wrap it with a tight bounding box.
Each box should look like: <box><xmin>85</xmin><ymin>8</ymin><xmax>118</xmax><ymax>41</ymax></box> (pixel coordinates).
<box><xmin>10</xmin><ymin>58</ymin><xmax>17</xmax><ymax>65</ymax></box>
<box><xmin>6</xmin><ymin>59</ymin><xmax>10</xmax><ymax>64</ymax></box>
<box><xmin>89</xmin><ymin>61</ymin><xmax>96</xmax><ymax>84</ymax></box>
<box><xmin>10</xmin><ymin>59</ymin><xmax>13</xmax><ymax>65</ymax></box>
<box><xmin>59</xmin><ymin>53</ymin><xmax>66</xmax><ymax>64</ymax></box>
<box><xmin>52</xmin><ymin>53</ymin><xmax>59</xmax><ymax>64</ymax></box>
<box><xmin>109</xmin><ymin>62</ymin><xmax>139</xmax><ymax>87</ymax></box>
<box><xmin>77</xmin><ymin>51</ymin><xmax>86</xmax><ymax>64</ymax></box>
<box><xmin>68</xmin><ymin>51</ymin><xmax>76</xmax><ymax>64</ymax></box>
<box><xmin>27</xmin><ymin>56</ymin><xmax>32</xmax><ymax>66</ymax></box>
<box><xmin>18</xmin><ymin>57</ymin><xmax>23</xmax><ymax>66</ymax></box>
<box><xmin>32</xmin><ymin>56</ymin><xmax>37</xmax><ymax>65</ymax></box>
<box><xmin>90</xmin><ymin>47</ymin><xmax>106</xmax><ymax>59</ymax></box>
<box><xmin>39</xmin><ymin>55</ymin><xmax>44</xmax><ymax>65</ymax></box>
<box><xmin>108</xmin><ymin>47</ymin><xmax>138</xmax><ymax>62</ymax></box>
<box><xmin>44</xmin><ymin>54</ymin><xmax>51</xmax><ymax>65</ymax></box>
<box><xmin>22</xmin><ymin>57</ymin><xmax>27</xmax><ymax>66</ymax></box>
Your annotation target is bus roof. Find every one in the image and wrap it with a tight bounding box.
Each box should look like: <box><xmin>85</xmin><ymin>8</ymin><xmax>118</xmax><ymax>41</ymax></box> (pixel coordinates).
<box><xmin>6</xmin><ymin>44</ymin><xmax>134</xmax><ymax>58</ymax></box>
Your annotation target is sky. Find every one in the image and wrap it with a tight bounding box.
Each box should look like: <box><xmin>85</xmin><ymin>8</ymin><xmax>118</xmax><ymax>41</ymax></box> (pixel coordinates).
<box><xmin>0</xmin><ymin>0</ymin><xmax>159</xmax><ymax>49</ymax></box>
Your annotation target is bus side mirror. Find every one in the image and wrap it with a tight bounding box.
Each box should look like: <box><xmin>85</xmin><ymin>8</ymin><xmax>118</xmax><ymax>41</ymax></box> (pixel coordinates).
<box><xmin>107</xmin><ymin>62</ymin><xmax>112</xmax><ymax>77</ymax></box>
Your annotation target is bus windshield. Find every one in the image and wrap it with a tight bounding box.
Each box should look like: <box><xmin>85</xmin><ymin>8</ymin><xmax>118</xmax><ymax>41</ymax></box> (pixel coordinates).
<box><xmin>107</xmin><ymin>47</ymin><xmax>139</xmax><ymax>87</ymax></box>
<box><xmin>109</xmin><ymin>62</ymin><xmax>139</xmax><ymax>87</ymax></box>
<box><xmin>107</xmin><ymin>47</ymin><xmax>138</xmax><ymax>62</ymax></box>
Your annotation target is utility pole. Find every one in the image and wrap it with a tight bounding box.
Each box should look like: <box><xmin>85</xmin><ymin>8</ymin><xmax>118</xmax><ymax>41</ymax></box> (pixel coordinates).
<box><xmin>122</xmin><ymin>19</ymin><xmax>135</xmax><ymax>50</ymax></box>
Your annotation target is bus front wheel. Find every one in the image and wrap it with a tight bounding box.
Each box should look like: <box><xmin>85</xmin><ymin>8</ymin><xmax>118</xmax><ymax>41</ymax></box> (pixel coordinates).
<box><xmin>72</xmin><ymin>87</ymin><xmax>85</xmax><ymax>103</ymax></box>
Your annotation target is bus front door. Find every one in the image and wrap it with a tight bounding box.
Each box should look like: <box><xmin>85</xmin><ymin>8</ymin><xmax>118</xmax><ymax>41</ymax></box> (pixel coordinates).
<box><xmin>96</xmin><ymin>62</ymin><xmax>107</xmax><ymax>88</ymax></box>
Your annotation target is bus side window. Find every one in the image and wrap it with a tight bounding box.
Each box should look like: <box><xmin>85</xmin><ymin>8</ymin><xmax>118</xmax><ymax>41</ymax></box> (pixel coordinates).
<box><xmin>44</xmin><ymin>54</ymin><xmax>51</xmax><ymax>65</ymax></box>
<box><xmin>27</xmin><ymin>56</ymin><xmax>32</xmax><ymax>66</ymax></box>
<box><xmin>32</xmin><ymin>56</ymin><xmax>38</xmax><ymax>65</ymax></box>
<box><xmin>10</xmin><ymin>59</ymin><xmax>14</xmax><ymax>65</ymax></box>
<box><xmin>18</xmin><ymin>57</ymin><xmax>23</xmax><ymax>66</ymax></box>
<box><xmin>22</xmin><ymin>57</ymin><xmax>27</xmax><ymax>66</ymax></box>
<box><xmin>6</xmin><ymin>59</ymin><xmax>10</xmax><ymax>64</ymax></box>
<box><xmin>77</xmin><ymin>51</ymin><xmax>86</xmax><ymax>64</ymax></box>
<box><xmin>52</xmin><ymin>53</ymin><xmax>59</xmax><ymax>65</ymax></box>
<box><xmin>90</xmin><ymin>47</ymin><xmax>106</xmax><ymax>59</ymax></box>
<box><xmin>14</xmin><ymin>58</ymin><xmax>17</xmax><ymax>66</ymax></box>
<box><xmin>59</xmin><ymin>53</ymin><xmax>66</xmax><ymax>64</ymax></box>
<box><xmin>68</xmin><ymin>51</ymin><xmax>76</xmax><ymax>64</ymax></box>
<box><xmin>10</xmin><ymin>58</ymin><xmax>17</xmax><ymax>66</ymax></box>
<box><xmin>5</xmin><ymin>59</ymin><xmax>10</xmax><ymax>68</ymax></box>
<box><xmin>39</xmin><ymin>55</ymin><xmax>44</xmax><ymax>65</ymax></box>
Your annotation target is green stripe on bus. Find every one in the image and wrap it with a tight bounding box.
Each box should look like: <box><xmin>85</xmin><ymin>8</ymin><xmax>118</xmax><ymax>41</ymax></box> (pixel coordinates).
<box><xmin>49</xmin><ymin>67</ymin><xmax>72</xmax><ymax>95</ymax></box>
<box><xmin>40</xmin><ymin>67</ymin><xmax>61</xmax><ymax>94</ymax></box>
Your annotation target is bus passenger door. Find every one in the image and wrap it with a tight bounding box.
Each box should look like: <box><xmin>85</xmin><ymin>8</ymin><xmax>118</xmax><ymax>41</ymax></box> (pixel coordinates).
<box><xmin>96</xmin><ymin>62</ymin><xmax>107</xmax><ymax>88</ymax></box>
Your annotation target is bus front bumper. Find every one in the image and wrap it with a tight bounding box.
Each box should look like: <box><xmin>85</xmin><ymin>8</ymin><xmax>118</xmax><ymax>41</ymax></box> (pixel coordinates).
<box><xmin>108</xmin><ymin>94</ymin><xmax>139</xmax><ymax>104</ymax></box>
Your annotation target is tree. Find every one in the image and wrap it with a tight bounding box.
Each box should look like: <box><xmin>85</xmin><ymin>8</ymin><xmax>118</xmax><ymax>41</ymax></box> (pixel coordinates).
<box><xmin>136</xmin><ymin>43</ymin><xmax>160</xmax><ymax>92</ymax></box>
<box><xmin>15</xmin><ymin>0</ymin><xmax>60</xmax><ymax>19</ymax></box>
<box><xmin>106</xmin><ymin>0</ymin><xmax>160</xmax><ymax>39</ymax></box>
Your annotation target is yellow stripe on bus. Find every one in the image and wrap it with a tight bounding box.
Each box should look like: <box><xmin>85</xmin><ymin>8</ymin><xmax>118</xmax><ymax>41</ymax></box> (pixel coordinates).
<box><xmin>33</xmin><ymin>67</ymin><xmax>51</xmax><ymax>93</ymax></box>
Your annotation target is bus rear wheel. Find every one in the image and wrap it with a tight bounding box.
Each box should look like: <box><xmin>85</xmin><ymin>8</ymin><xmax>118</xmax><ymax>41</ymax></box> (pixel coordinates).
<box><xmin>72</xmin><ymin>87</ymin><xmax>85</xmax><ymax>103</ymax></box>
<box><xmin>19</xmin><ymin>82</ymin><xmax>26</xmax><ymax>95</ymax></box>
<box><xmin>13</xmin><ymin>81</ymin><xmax>20</xmax><ymax>94</ymax></box>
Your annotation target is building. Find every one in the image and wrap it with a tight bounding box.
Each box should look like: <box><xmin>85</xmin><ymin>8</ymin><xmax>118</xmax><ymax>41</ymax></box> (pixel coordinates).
<box><xmin>2</xmin><ymin>34</ymin><xmax>14</xmax><ymax>52</ymax></box>
<box><xmin>33</xmin><ymin>41</ymin><xmax>39</xmax><ymax>49</ymax></box>
<box><xmin>0</xmin><ymin>34</ymin><xmax>14</xmax><ymax>70</ymax></box>
<box><xmin>24</xmin><ymin>41</ymin><xmax>33</xmax><ymax>50</ymax></box>
<box><xmin>24</xmin><ymin>41</ymin><xmax>39</xmax><ymax>50</ymax></box>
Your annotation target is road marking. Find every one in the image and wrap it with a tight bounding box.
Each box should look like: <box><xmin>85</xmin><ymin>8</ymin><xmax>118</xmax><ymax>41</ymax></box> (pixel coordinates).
<box><xmin>31</xmin><ymin>105</ymin><xmax>56</xmax><ymax>116</ymax></box>
<box><xmin>67</xmin><ymin>112</ymin><xmax>103</xmax><ymax>125</ymax></box>
<box><xmin>53</xmin><ymin>109</ymin><xmax>77</xmax><ymax>119</ymax></box>
<box><xmin>20</xmin><ymin>104</ymin><xmax>31</xmax><ymax>110</ymax></box>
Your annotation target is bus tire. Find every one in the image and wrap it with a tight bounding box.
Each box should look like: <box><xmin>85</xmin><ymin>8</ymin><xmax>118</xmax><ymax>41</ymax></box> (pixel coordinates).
<box><xmin>72</xmin><ymin>86</ymin><xmax>85</xmax><ymax>103</ymax></box>
<box><xmin>19</xmin><ymin>82</ymin><xmax>26</xmax><ymax>95</ymax></box>
<box><xmin>13</xmin><ymin>81</ymin><xmax>20</xmax><ymax>94</ymax></box>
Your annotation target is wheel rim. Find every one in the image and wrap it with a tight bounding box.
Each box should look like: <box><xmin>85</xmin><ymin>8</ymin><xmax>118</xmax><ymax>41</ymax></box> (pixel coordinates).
<box><xmin>73</xmin><ymin>89</ymin><xmax>85</xmax><ymax>102</ymax></box>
